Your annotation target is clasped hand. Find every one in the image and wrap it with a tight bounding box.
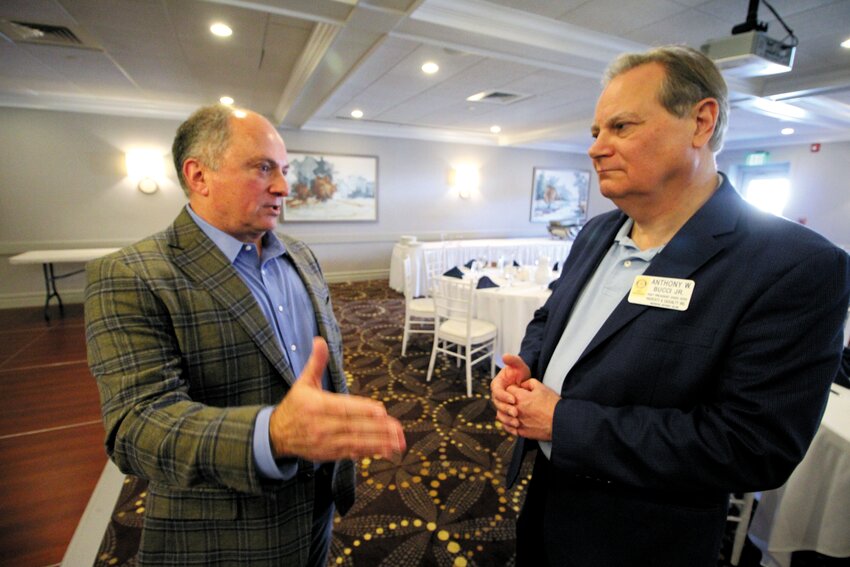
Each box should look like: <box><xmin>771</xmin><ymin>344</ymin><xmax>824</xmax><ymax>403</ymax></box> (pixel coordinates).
<box><xmin>490</xmin><ymin>353</ymin><xmax>559</xmax><ymax>441</ymax></box>
<box><xmin>269</xmin><ymin>337</ymin><xmax>406</xmax><ymax>462</ymax></box>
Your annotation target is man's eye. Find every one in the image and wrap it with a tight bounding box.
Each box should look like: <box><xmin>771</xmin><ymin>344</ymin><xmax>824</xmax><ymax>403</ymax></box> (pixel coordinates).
<box><xmin>259</xmin><ymin>164</ymin><xmax>272</xmax><ymax>173</ymax></box>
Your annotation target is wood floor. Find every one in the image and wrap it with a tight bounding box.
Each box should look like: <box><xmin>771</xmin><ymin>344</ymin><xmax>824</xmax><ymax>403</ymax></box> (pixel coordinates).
<box><xmin>0</xmin><ymin>304</ymin><xmax>107</xmax><ymax>567</ymax></box>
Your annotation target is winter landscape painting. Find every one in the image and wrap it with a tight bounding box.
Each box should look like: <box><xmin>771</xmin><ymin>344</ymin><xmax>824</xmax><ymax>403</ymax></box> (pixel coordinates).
<box><xmin>529</xmin><ymin>167</ymin><xmax>590</xmax><ymax>224</ymax></box>
<box><xmin>283</xmin><ymin>152</ymin><xmax>378</xmax><ymax>222</ymax></box>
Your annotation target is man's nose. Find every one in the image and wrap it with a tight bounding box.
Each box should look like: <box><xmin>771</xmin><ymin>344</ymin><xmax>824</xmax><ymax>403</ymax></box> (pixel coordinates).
<box><xmin>588</xmin><ymin>133</ymin><xmax>612</xmax><ymax>161</ymax></box>
<box><xmin>270</xmin><ymin>171</ymin><xmax>289</xmax><ymax>196</ymax></box>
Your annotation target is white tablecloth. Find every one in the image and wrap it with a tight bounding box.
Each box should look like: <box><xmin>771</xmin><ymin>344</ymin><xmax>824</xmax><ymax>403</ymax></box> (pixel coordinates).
<box><xmin>476</xmin><ymin>283</ymin><xmax>551</xmax><ymax>366</ymax></box>
<box><xmin>439</xmin><ymin>268</ymin><xmax>553</xmax><ymax>367</ymax></box>
<box><xmin>390</xmin><ymin>238</ymin><xmax>572</xmax><ymax>296</ymax></box>
<box><xmin>748</xmin><ymin>384</ymin><xmax>850</xmax><ymax>566</ymax></box>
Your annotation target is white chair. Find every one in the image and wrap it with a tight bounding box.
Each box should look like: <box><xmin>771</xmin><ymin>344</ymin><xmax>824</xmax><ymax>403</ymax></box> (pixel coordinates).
<box><xmin>423</xmin><ymin>248</ymin><xmax>447</xmax><ymax>297</ymax></box>
<box><xmin>401</xmin><ymin>256</ymin><xmax>435</xmax><ymax>356</ymax></box>
<box><xmin>726</xmin><ymin>492</ymin><xmax>755</xmax><ymax>566</ymax></box>
<box><xmin>426</xmin><ymin>277</ymin><xmax>497</xmax><ymax>397</ymax></box>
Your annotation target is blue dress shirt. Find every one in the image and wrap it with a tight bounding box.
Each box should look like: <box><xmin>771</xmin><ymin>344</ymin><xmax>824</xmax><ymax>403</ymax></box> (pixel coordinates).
<box><xmin>187</xmin><ymin>206</ymin><xmax>326</xmax><ymax>479</ymax></box>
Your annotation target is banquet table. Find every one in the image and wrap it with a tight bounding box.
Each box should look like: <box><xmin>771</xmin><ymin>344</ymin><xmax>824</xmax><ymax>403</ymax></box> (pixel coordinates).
<box><xmin>441</xmin><ymin>268</ymin><xmax>554</xmax><ymax>367</ymax></box>
<box><xmin>390</xmin><ymin>237</ymin><xmax>572</xmax><ymax>296</ymax></box>
<box><xmin>9</xmin><ymin>248</ymin><xmax>119</xmax><ymax>320</ymax></box>
<box><xmin>747</xmin><ymin>383</ymin><xmax>850</xmax><ymax>566</ymax></box>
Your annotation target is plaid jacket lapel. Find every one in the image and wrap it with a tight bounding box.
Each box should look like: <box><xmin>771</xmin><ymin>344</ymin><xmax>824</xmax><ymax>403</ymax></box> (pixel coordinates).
<box><xmin>166</xmin><ymin>209</ymin><xmax>297</xmax><ymax>386</ymax></box>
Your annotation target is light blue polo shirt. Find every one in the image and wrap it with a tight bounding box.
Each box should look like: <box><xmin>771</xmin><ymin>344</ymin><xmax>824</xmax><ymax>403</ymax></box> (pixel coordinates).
<box><xmin>539</xmin><ymin>218</ymin><xmax>664</xmax><ymax>459</ymax></box>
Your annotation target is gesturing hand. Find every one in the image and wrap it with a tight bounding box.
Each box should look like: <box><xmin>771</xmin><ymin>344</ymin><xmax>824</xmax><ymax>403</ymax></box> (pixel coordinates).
<box><xmin>490</xmin><ymin>353</ymin><xmax>531</xmax><ymax>435</ymax></box>
<box><xmin>269</xmin><ymin>337</ymin><xmax>406</xmax><ymax>462</ymax></box>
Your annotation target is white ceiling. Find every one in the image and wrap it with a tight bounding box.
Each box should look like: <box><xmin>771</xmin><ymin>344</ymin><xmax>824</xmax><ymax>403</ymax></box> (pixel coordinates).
<box><xmin>1</xmin><ymin>0</ymin><xmax>849</xmax><ymax>153</ymax></box>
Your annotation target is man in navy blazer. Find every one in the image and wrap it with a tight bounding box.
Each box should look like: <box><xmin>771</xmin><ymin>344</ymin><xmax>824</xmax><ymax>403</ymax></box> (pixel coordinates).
<box><xmin>492</xmin><ymin>46</ymin><xmax>850</xmax><ymax>566</ymax></box>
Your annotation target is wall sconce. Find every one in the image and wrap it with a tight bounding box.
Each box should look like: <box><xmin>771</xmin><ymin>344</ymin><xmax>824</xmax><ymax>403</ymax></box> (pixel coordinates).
<box><xmin>450</xmin><ymin>163</ymin><xmax>479</xmax><ymax>200</ymax></box>
<box><xmin>125</xmin><ymin>149</ymin><xmax>166</xmax><ymax>194</ymax></box>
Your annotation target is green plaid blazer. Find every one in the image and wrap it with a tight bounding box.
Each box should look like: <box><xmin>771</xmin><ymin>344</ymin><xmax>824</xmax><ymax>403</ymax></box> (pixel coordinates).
<box><xmin>85</xmin><ymin>208</ymin><xmax>355</xmax><ymax>566</ymax></box>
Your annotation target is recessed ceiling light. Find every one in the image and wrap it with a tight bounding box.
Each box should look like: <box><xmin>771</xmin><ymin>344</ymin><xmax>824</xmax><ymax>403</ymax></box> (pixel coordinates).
<box><xmin>350</xmin><ymin>109</ymin><xmax>364</xmax><ymax>119</ymax></box>
<box><xmin>421</xmin><ymin>62</ymin><xmax>439</xmax><ymax>74</ymax></box>
<box><xmin>841</xmin><ymin>38</ymin><xmax>850</xmax><ymax>49</ymax></box>
<box><xmin>490</xmin><ymin>125</ymin><xmax>501</xmax><ymax>134</ymax></box>
<box><xmin>219</xmin><ymin>96</ymin><xmax>234</xmax><ymax>105</ymax></box>
<box><xmin>210</xmin><ymin>23</ymin><xmax>232</xmax><ymax>37</ymax></box>
<box><xmin>781</xmin><ymin>127</ymin><xmax>795</xmax><ymax>135</ymax></box>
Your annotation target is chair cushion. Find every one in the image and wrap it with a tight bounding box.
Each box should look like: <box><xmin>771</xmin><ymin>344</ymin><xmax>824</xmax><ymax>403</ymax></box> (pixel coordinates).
<box><xmin>438</xmin><ymin>319</ymin><xmax>497</xmax><ymax>343</ymax></box>
<box><xmin>409</xmin><ymin>297</ymin><xmax>435</xmax><ymax>315</ymax></box>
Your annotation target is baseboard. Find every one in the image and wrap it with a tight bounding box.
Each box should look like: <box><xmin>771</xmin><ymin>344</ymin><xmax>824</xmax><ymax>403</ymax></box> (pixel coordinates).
<box><xmin>61</xmin><ymin>460</ymin><xmax>125</xmax><ymax>567</ymax></box>
<box><xmin>0</xmin><ymin>291</ymin><xmax>82</xmax><ymax>310</ymax></box>
<box><xmin>0</xmin><ymin>269</ymin><xmax>391</xmax><ymax>309</ymax></box>
<box><xmin>324</xmin><ymin>268</ymin><xmax>389</xmax><ymax>283</ymax></box>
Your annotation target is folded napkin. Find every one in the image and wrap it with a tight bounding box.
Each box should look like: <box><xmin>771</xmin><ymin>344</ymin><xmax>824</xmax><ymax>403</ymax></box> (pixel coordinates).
<box><xmin>548</xmin><ymin>278</ymin><xmax>560</xmax><ymax>291</ymax></box>
<box><xmin>476</xmin><ymin>276</ymin><xmax>499</xmax><ymax>289</ymax></box>
<box><xmin>443</xmin><ymin>266</ymin><xmax>464</xmax><ymax>279</ymax></box>
<box><xmin>464</xmin><ymin>259</ymin><xmax>475</xmax><ymax>269</ymax></box>
<box><xmin>552</xmin><ymin>261</ymin><xmax>559</xmax><ymax>271</ymax></box>
<box><xmin>513</xmin><ymin>260</ymin><xmax>521</xmax><ymax>267</ymax></box>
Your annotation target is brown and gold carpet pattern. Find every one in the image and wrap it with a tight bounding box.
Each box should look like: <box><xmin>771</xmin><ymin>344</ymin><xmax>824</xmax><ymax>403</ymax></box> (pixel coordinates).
<box><xmin>93</xmin><ymin>280</ymin><xmax>806</xmax><ymax>567</ymax></box>
<box><xmin>94</xmin><ymin>279</ymin><xmax>532</xmax><ymax>567</ymax></box>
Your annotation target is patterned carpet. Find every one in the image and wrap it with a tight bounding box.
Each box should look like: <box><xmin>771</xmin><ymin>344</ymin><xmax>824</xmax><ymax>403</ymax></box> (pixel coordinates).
<box><xmin>94</xmin><ymin>279</ymin><xmax>531</xmax><ymax>567</ymax></box>
<box><xmin>92</xmin><ymin>280</ymin><xmax>842</xmax><ymax>567</ymax></box>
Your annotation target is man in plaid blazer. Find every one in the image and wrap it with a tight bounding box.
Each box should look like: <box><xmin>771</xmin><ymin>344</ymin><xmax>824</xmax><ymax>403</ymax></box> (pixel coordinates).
<box><xmin>86</xmin><ymin>105</ymin><xmax>405</xmax><ymax>566</ymax></box>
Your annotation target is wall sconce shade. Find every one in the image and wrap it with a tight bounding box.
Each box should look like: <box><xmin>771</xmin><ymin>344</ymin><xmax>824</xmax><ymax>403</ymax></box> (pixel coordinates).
<box><xmin>126</xmin><ymin>149</ymin><xmax>166</xmax><ymax>194</ymax></box>
<box><xmin>451</xmin><ymin>164</ymin><xmax>479</xmax><ymax>200</ymax></box>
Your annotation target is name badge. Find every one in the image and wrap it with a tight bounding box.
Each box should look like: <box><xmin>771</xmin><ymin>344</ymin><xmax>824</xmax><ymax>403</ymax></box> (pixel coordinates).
<box><xmin>628</xmin><ymin>275</ymin><xmax>694</xmax><ymax>311</ymax></box>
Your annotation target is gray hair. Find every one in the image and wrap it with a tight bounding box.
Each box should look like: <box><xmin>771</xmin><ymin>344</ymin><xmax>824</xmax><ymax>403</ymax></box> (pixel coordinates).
<box><xmin>603</xmin><ymin>45</ymin><xmax>729</xmax><ymax>153</ymax></box>
<box><xmin>172</xmin><ymin>104</ymin><xmax>234</xmax><ymax>196</ymax></box>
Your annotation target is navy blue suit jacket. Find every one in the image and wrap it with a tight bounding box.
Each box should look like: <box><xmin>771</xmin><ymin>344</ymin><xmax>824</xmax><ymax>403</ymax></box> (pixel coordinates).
<box><xmin>508</xmin><ymin>176</ymin><xmax>850</xmax><ymax>564</ymax></box>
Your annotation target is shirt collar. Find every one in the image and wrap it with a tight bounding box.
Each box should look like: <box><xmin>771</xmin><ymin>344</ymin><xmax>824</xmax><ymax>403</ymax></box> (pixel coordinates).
<box><xmin>614</xmin><ymin>217</ymin><xmax>664</xmax><ymax>260</ymax></box>
<box><xmin>186</xmin><ymin>205</ymin><xmax>286</xmax><ymax>264</ymax></box>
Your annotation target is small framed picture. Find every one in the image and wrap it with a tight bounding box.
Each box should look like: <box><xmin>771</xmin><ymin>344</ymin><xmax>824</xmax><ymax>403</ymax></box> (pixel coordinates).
<box><xmin>529</xmin><ymin>167</ymin><xmax>590</xmax><ymax>224</ymax></box>
<box><xmin>283</xmin><ymin>152</ymin><xmax>378</xmax><ymax>222</ymax></box>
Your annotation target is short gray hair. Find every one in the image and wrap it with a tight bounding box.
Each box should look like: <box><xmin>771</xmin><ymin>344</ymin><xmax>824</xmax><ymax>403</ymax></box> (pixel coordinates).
<box><xmin>603</xmin><ymin>45</ymin><xmax>729</xmax><ymax>153</ymax></box>
<box><xmin>171</xmin><ymin>104</ymin><xmax>234</xmax><ymax>196</ymax></box>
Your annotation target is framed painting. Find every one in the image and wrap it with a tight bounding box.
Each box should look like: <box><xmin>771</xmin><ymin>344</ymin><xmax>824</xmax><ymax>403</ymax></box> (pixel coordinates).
<box><xmin>283</xmin><ymin>152</ymin><xmax>378</xmax><ymax>222</ymax></box>
<box><xmin>529</xmin><ymin>167</ymin><xmax>590</xmax><ymax>224</ymax></box>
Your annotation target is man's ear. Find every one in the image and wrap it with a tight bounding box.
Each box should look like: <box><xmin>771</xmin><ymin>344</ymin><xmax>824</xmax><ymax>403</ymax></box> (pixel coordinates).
<box><xmin>692</xmin><ymin>97</ymin><xmax>719</xmax><ymax>149</ymax></box>
<box><xmin>182</xmin><ymin>158</ymin><xmax>209</xmax><ymax>196</ymax></box>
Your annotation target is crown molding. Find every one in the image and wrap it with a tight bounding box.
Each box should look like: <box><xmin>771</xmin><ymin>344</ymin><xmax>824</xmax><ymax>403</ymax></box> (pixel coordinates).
<box><xmin>198</xmin><ymin>0</ymin><xmax>350</xmax><ymax>25</ymax></box>
<box><xmin>410</xmin><ymin>0</ymin><xmax>644</xmax><ymax>65</ymax></box>
<box><xmin>0</xmin><ymin>91</ymin><xmax>195</xmax><ymax>120</ymax></box>
<box><xmin>275</xmin><ymin>22</ymin><xmax>342</xmax><ymax>124</ymax></box>
<box><xmin>301</xmin><ymin>116</ymin><xmax>499</xmax><ymax>146</ymax></box>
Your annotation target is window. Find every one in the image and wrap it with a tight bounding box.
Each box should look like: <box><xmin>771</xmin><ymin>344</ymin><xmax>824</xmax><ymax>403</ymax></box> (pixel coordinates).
<box><xmin>736</xmin><ymin>163</ymin><xmax>791</xmax><ymax>217</ymax></box>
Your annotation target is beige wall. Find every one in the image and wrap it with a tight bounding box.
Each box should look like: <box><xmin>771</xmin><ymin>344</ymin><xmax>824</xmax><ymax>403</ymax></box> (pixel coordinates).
<box><xmin>0</xmin><ymin>107</ymin><xmax>609</xmax><ymax>308</ymax></box>
<box><xmin>717</xmin><ymin>142</ymin><xmax>850</xmax><ymax>250</ymax></box>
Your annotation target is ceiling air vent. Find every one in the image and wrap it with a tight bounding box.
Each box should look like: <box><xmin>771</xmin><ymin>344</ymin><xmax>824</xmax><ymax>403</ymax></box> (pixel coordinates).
<box><xmin>0</xmin><ymin>19</ymin><xmax>101</xmax><ymax>50</ymax></box>
<box><xmin>466</xmin><ymin>90</ymin><xmax>530</xmax><ymax>105</ymax></box>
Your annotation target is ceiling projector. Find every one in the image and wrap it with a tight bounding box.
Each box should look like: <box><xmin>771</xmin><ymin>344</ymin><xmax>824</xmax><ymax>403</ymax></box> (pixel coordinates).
<box><xmin>701</xmin><ymin>30</ymin><xmax>795</xmax><ymax>77</ymax></box>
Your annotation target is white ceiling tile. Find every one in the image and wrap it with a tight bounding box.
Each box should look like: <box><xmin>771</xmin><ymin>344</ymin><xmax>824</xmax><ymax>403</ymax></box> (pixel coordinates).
<box><xmin>562</xmin><ymin>0</ymin><xmax>691</xmax><ymax>36</ymax></box>
<box><xmin>483</xmin><ymin>0</ymin><xmax>590</xmax><ymax>20</ymax></box>
<box><xmin>0</xmin><ymin>0</ymin><xmax>846</xmax><ymax>150</ymax></box>
<box><xmin>625</xmin><ymin>9</ymin><xmax>732</xmax><ymax>47</ymax></box>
